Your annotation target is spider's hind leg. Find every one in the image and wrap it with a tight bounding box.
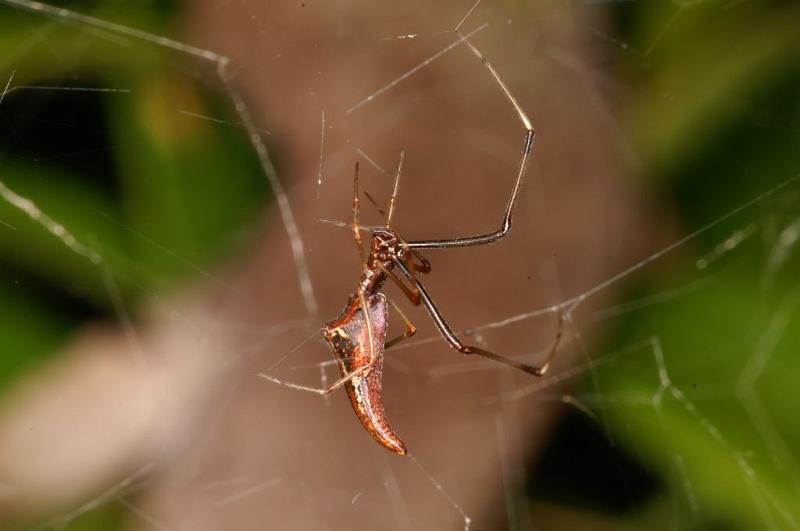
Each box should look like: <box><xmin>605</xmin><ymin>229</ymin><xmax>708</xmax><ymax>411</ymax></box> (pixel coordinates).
<box><xmin>384</xmin><ymin>295</ymin><xmax>417</xmax><ymax>349</ymax></box>
<box><xmin>396</xmin><ymin>260</ymin><xmax>561</xmax><ymax>376</ymax></box>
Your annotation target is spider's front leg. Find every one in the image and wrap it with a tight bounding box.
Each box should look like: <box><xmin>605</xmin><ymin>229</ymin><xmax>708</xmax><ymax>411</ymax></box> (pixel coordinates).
<box><xmin>378</xmin><ymin>245</ymin><xmax>431</xmax><ymax>306</ymax></box>
<box><xmin>384</xmin><ymin>295</ymin><xmax>417</xmax><ymax>349</ymax></box>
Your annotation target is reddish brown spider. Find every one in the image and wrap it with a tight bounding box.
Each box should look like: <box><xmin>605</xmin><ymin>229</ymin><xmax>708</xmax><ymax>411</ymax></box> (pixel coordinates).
<box><xmin>260</xmin><ymin>32</ymin><xmax>562</xmax><ymax>455</ymax></box>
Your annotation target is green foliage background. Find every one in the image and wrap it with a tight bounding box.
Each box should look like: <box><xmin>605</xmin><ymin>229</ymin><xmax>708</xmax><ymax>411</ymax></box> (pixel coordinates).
<box><xmin>589</xmin><ymin>2</ymin><xmax>800</xmax><ymax>530</ymax></box>
<box><xmin>0</xmin><ymin>2</ymin><xmax>267</xmax><ymax>389</ymax></box>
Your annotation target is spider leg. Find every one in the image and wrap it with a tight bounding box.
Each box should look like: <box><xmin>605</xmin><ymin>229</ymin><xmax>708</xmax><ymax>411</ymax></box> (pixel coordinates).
<box><xmin>384</xmin><ymin>295</ymin><xmax>417</xmax><ymax>349</ymax></box>
<box><xmin>409</xmin><ymin>249</ymin><xmax>430</xmax><ymax>273</ymax></box>
<box><xmin>364</xmin><ymin>190</ymin><xmax>387</xmax><ymax>219</ymax></box>
<box><xmin>539</xmin><ymin>309</ymin><xmax>565</xmax><ymax>375</ymax></box>
<box><xmin>396</xmin><ymin>260</ymin><xmax>553</xmax><ymax>376</ymax></box>
<box><xmin>358</xmin><ymin>289</ymin><xmax>377</xmax><ymax>363</ymax></box>
<box><xmin>379</xmin><ymin>262</ymin><xmax>421</xmax><ymax>305</ymax></box>
<box><xmin>374</xmin><ymin>244</ymin><xmax>430</xmax><ymax>306</ymax></box>
<box><xmin>257</xmin><ymin>359</ymin><xmax>376</xmax><ymax>396</ymax></box>
<box><xmin>378</xmin><ymin>241</ymin><xmax>429</xmax><ymax>308</ymax></box>
<box><xmin>406</xmin><ymin>32</ymin><xmax>535</xmax><ymax>250</ymax></box>
<box><xmin>386</xmin><ymin>150</ymin><xmax>404</xmax><ymax>227</ymax></box>
<box><xmin>352</xmin><ymin>161</ymin><xmax>366</xmax><ymax>264</ymax></box>
<box><xmin>361</xmin><ymin>150</ymin><xmax>405</xmax><ymax>227</ymax></box>
<box><xmin>350</xmin><ymin>162</ymin><xmax>377</xmax><ymax>359</ymax></box>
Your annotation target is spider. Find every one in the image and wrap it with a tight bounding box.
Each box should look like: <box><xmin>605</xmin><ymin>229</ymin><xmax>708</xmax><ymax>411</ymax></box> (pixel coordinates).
<box><xmin>259</xmin><ymin>31</ymin><xmax>562</xmax><ymax>455</ymax></box>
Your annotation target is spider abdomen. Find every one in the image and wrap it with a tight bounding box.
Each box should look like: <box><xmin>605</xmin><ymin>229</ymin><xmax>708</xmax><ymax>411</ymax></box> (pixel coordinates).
<box><xmin>324</xmin><ymin>293</ymin><xmax>407</xmax><ymax>455</ymax></box>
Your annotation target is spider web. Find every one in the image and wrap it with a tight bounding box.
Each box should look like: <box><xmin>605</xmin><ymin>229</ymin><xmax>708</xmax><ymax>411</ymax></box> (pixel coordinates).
<box><xmin>0</xmin><ymin>1</ymin><xmax>799</xmax><ymax>530</ymax></box>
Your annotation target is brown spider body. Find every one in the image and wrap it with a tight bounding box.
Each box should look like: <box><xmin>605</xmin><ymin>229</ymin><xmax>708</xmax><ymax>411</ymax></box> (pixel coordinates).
<box><xmin>323</xmin><ymin>291</ymin><xmax>407</xmax><ymax>455</ymax></box>
<box><xmin>322</xmin><ymin>228</ymin><xmax>423</xmax><ymax>455</ymax></box>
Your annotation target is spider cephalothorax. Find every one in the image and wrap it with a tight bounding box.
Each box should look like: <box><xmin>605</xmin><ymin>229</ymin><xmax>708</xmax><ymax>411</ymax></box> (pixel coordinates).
<box><xmin>368</xmin><ymin>227</ymin><xmax>401</xmax><ymax>262</ymax></box>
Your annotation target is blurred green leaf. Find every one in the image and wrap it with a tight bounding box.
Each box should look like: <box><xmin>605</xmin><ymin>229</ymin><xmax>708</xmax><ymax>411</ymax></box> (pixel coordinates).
<box><xmin>0</xmin><ymin>4</ymin><xmax>266</xmax><ymax>390</ymax></box>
